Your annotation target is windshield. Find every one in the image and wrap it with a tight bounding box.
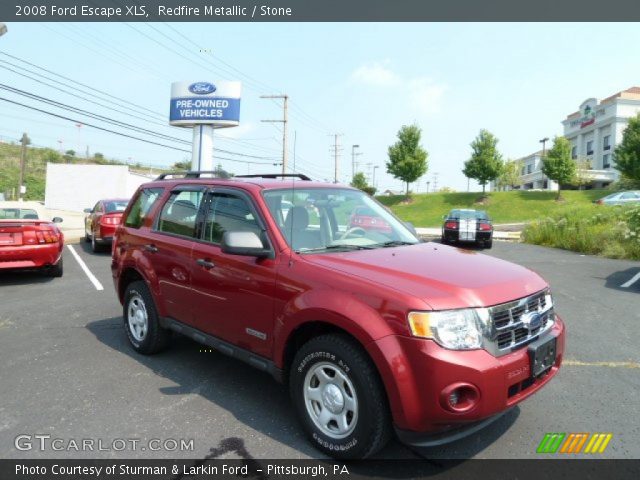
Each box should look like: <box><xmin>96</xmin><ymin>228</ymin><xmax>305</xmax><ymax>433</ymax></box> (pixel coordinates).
<box><xmin>448</xmin><ymin>210</ymin><xmax>488</xmax><ymax>220</ymax></box>
<box><xmin>0</xmin><ymin>208</ymin><xmax>39</xmax><ymax>220</ymax></box>
<box><xmin>263</xmin><ymin>188</ymin><xmax>419</xmax><ymax>253</ymax></box>
<box><xmin>104</xmin><ymin>200</ymin><xmax>129</xmax><ymax>213</ymax></box>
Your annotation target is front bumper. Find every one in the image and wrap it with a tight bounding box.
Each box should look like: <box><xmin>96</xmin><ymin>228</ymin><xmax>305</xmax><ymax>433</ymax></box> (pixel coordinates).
<box><xmin>0</xmin><ymin>243</ymin><xmax>63</xmax><ymax>269</ymax></box>
<box><xmin>370</xmin><ymin>316</ymin><xmax>565</xmax><ymax>439</ymax></box>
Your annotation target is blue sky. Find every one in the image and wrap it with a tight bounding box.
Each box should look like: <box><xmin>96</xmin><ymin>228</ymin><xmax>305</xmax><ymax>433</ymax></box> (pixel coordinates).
<box><xmin>1</xmin><ymin>22</ymin><xmax>640</xmax><ymax>192</ymax></box>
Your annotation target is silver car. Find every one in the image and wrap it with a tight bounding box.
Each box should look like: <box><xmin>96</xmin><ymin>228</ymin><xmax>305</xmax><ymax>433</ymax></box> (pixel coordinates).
<box><xmin>596</xmin><ymin>190</ymin><xmax>640</xmax><ymax>205</ymax></box>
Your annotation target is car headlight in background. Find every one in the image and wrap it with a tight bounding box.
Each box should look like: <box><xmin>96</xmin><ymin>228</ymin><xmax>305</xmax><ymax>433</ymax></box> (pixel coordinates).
<box><xmin>408</xmin><ymin>308</ymin><xmax>490</xmax><ymax>350</ymax></box>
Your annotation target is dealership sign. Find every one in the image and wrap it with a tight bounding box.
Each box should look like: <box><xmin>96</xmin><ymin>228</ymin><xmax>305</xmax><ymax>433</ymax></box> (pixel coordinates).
<box><xmin>169</xmin><ymin>81</ymin><xmax>241</xmax><ymax>127</ymax></box>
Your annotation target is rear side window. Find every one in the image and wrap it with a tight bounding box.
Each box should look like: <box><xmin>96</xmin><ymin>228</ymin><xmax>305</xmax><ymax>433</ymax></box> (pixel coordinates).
<box><xmin>124</xmin><ymin>188</ymin><xmax>163</xmax><ymax>228</ymax></box>
<box><xmin>0</xmin><ymin>208</ymin><xmax>39</xmax><ymax>219</ymax></box>
<box><xmin>157</xmin><ymin>190</ymin><xmax>204</xmax><ymax>238</ymax></box>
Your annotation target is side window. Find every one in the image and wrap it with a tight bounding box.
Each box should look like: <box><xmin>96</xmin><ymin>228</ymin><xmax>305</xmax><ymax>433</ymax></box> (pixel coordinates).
<box><xmin>204</xmin><ymin>192</ymin><xmax>261</xmax><ymax>244</ymax></box>
<box><xmin>124</xmin><ymin>188</ymin><xmax>163</xmax><ymax>229</ymax></box>
<box><xmin>93</xmin><ymin>202</ymin><xmax>102</xmax><ymax>213</ymax></box>
<box><xmin>157</xmin><ymin>190</ymin><xmax>204</xmax><ymax>238</ymax></box>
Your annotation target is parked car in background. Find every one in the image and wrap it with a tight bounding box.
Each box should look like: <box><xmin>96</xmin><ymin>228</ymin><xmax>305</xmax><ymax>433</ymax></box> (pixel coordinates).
<box><xmin>84</xmin><ymin>198</ymin><xmax>129</xmax><ymax>252</ymax></box>
<box><xmin>111</xmin><ymin>172</ymin><xmax>564</xmax><ymax>458</ymax></box>
<box><xmin>0</xmin><ymin>201</ymin><xmax>64</xmax><ymax>277</ymax></box>
<box><xmin>595</xmin><ymin>190</ymin><xmax>640</xmax><ymax>205</ymax></box>
<box><xmin>349</xmin><ymin>205</ymin><xmax>393</xmax><ymax>234</ymax></box>
<box><xmin>442</xmin><ymin>209</ymin><xmax>493</xmax><ymax>248</ymax></box>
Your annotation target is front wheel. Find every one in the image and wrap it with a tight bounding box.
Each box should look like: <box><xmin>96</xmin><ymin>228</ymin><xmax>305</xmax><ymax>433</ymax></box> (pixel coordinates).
<box><xmin>123</xmin><ymin>281</ymin><xmax>170</xmax><ymax>354</ymax></box>
<box><xmin>289</xmin><ymin>334</ymin><xmax>392</xmax><ymax>459</ymax></box>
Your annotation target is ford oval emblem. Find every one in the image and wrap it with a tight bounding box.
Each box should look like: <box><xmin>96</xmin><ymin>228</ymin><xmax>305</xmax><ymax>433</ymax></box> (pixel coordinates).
<box><xmin>188</xmin><ymin>82</ymin><xmax>216</xmax><ymax>95</ymax></box>
<box><xmin>521</xmin><ymin>312</ymin><xmax>543</xmax><ymax>331</ymax></box>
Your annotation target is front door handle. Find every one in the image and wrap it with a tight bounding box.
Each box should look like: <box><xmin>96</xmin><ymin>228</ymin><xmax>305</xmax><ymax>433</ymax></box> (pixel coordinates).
<box><xmin>196</xmin><ymin>258</ymin><xmax>215</xmax><ymax>269</ymax></box>
<box><xmin>144</xmin><ymin>244</ymin><xmax>158</xmax><ymax>253</ymax></box>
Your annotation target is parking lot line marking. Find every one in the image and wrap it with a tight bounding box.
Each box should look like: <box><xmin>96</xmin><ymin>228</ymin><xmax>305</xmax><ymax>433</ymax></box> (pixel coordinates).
<box><xmin>564</xmin><ymin>360</ymin><xmax>640</xmax><ymax>369</ymax></box>
<box><xmin>621</xmin><ymin>272</ymin><xmax>640</xmax><ymax>288</ymax></box>
<box><xmin>67</xmin><ymin>245</ymin><xmax>104</xmax><ymax>291</ymax></box>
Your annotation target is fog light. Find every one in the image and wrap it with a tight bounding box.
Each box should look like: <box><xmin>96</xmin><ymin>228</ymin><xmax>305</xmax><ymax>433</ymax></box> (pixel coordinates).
<box><xmin>440</xmin><ymin>383</ymin><xmax>480</xmax><ymax>413</ymax></box>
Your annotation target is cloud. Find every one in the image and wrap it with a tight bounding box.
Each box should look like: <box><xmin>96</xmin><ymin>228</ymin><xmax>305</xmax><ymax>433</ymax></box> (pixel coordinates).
<box><xmin>408</xmin><ymin>78</ymin><xmax>447</xmax><ymax>114</ymax></box>
<box><xmin>349</xmin><ymin>61</ymin><xmax>401</xmax><ymax>88</ymax></box>
<box><xmin>350</xmin><ymin>61</ymin><xmax>447</xmax><ymax>114</ymax></box>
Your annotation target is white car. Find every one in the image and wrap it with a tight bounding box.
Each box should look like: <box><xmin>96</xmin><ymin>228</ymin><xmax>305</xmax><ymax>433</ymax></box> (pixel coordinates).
<box><xmin>595</xmin><ymin>191</ymin><xmax>640</xmax><ymax>205</ymax></box>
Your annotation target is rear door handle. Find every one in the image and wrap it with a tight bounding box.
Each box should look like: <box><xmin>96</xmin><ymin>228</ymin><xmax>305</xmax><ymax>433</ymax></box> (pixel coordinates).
<box><xmin>196</xmin><ymin>258</ymin><xmax>215</xmax><ymax>269</ymax></box>
<box><xmin>144</xmin><ymin>244</ymin><xmax>158</xmax><ymax>253</ymax></box>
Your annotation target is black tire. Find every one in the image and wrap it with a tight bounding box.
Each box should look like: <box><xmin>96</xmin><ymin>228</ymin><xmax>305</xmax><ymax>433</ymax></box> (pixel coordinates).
<box><xmin>84</xmin><ymin>230</ymin><xmax>91</xmax><ymax>243</ymax></box>
<box><xmin>91</xmin><ymin>234</ymin><xmax>101</xmax><ymax>253</ymax></box>
<box><xmin>46</xmin><ymin>257</ymin><xmax>63</xmax><ymax>277</ymax></box>
<box><xmin>123</xmin><ymin>280</ymin><xmax>170</xmax><ymax>354</ymax></box>
<box><xmin>289</xmin><ymin>334</ymin><xmax>392</xmax><ymax>459</ymax></box>
<box><xmin>485</xmin><ymin>239</ymin><xmax>493</xmax><ymax>249</ymax></box>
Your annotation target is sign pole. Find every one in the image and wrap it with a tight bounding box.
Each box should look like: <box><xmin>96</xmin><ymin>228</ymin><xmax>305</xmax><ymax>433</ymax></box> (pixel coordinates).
<box><xmin>191</xmin><ymin>124</ymin><xmax>215</xmax><ymax>172</ymax></box>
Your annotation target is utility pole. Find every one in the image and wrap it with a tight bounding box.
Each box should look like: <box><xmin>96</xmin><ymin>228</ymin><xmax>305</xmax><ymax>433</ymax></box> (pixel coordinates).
<box><xmin>329</xmin><ymin>133</ymin><xmax>343</xmax><ymax>183</ymax></box>
<box><xmin>351</xmin><ymin>144</ymin><xmax>361</xmax><ymax>179</ymax></box>
<box><xmin>18</xmin><ymin>133</ymin><xmax>30</xmax><ymax>201</ymax></box>
<box><xmin>261</xmin><ymin>94</ymin><xmax>288</xmax><ymax>175</ymax></box>
<box><xmin>432</xmin><ymin>172</ymin><xmax>439</xmax><ymax>193</ymax></box>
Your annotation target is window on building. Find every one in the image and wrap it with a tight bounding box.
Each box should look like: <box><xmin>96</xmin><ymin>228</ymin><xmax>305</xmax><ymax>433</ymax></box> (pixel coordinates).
<box><xmin>571</xmin><ymin>146</ymin><xmax>577</xmax><ymax>159</ymax></box>
<box><xmin>521</xmin><ymin>166</ymin><xmax>526</xmax><ymax>175</ymax></box>
<box><xmin>603</xmin><ymin>154</ymin><xmax>610</xmax><ymax>169</ymax></box>
<box><xmin>586</xmin><ymin>140</ymin><xmax>594</xmax><ymax>155</ymax></box>
<box><xmin>603</xmin><ymin>135</ymin><xmax>611</xmax><ymax>151</ymax></box>
<box><xmin>527</xmin><ymin>164</ymin><xmax>532</xmax><ymax>174</ymax></box>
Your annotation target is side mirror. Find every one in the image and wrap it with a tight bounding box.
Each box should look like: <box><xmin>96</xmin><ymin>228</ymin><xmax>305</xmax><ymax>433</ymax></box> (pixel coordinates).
<box><xmin>221</xmin><ymin>231</ymin><xmax>272</xmax><ymax>258</ymax></box>
<box><xmin>404</xmin><ymin>221</ymin><xmax>418</xmax><ymax>236</ymax></box>
<box><xmin>52</xmin><ymin>217</ymin><xmax>63</xmax><ymax>223</ymax></box>
<box><xmin>83</xmin><ymin>208</ymin><xmax>92</xmax><ymax>214</ymax></box>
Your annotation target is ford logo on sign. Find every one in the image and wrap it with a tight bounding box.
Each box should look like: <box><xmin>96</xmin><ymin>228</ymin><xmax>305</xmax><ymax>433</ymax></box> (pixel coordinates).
<box><xmin>188</xmin><ymin>82</ymin><xmax>216</xmax><ymax>95</ymax></box>
<box><xmin>521</xmin><ymin>312</ymin><xmax>543</xmax><ymax>331</ymax></box>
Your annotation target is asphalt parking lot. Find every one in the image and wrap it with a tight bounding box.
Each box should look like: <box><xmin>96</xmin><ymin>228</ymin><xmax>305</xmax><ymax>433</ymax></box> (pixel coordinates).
<box><xmin>0</xmin><ymin>240</ymin><xmax>638</xmax><ymax>461</ymax></box>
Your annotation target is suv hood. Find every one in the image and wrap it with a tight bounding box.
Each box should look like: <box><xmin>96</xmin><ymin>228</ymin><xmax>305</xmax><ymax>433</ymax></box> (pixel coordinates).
<box><xmin>305</xmin><ymin>242</ymin><xmax>547</xmax><ymax>310</ymax></box>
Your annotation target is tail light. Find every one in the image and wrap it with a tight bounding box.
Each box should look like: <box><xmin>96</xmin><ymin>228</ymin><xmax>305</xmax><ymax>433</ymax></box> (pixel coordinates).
<box><xmin>101</xmin><ymin>215</ymin><xmax>121</xmax><ymax>225</ymax></box>
<box><xmin>479</xmin><ymin>222</ymin><xmax>492</xmax><ymax>231</ymax></box>
<box><xmin>24</xmin><ymin>229</ymin><xmax>59</xmax><ymax>244</ymax></box>
<box><xmin>444</xmin><ymin>221</ymin><xmax>458</xmax><ymax>229</ymax></box>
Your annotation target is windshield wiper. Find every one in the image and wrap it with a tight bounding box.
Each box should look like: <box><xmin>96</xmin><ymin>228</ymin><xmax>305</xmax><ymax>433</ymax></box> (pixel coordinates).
<box><xmin>297</xmin><ymin>244</ymin><xmax>376</xmax><ymax>253</ymax></box>
<box><xmin>376</xmin><ymin>240</ymin><xmax>417</xmax><ymax>248</ymax></box>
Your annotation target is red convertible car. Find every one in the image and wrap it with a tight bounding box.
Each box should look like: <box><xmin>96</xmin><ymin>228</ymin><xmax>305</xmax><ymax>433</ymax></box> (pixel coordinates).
<box><xmin>0</xmin><ymin>202</ymin><xmax>64</xmax><ymax>277</ymax></box>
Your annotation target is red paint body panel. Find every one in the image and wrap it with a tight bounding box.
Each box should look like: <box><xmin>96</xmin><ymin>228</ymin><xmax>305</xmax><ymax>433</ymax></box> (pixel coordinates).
<box><xmin>112</xmin><ymin>178</ymin><xmax>566</xmax><ymax>439</ymax></box>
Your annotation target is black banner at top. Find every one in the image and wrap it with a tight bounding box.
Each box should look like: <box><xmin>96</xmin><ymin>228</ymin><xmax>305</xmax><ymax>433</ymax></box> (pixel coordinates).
<box><xmin>2</xmin><ymin>0</ymin><xmax>640</xmax><ymax>22</ymax></box>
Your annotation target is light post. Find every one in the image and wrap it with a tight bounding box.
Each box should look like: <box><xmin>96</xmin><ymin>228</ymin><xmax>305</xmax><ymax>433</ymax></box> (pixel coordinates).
<box><xmin>539</xmin><ymin>137</ymin><xmax>549</xmax><ymax>156</ymax></box>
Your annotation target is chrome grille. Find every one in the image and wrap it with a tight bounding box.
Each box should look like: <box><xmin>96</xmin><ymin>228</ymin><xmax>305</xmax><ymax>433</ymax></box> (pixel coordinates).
<box><xmin>483</xmin><ymin>290</ymin><xmax>554</xmax><ymax>357</ymax></box>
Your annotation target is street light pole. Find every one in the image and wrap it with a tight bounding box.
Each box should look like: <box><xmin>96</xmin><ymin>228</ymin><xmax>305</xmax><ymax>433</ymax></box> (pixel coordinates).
<box><xmin>351</xmin><ymin>145</ymin><xmax>360</xmax><ymax>179</ymax></box>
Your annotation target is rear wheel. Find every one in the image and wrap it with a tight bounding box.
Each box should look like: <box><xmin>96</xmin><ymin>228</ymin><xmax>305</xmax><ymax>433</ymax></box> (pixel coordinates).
<box><xmin>484</xmin><ymin>239</ymin><xmax>493</xmax><ymax>249</ymax></box>
<box><xmin>123</xmin><ymin>281</ymin><xmax>170</xmax><ymax>354</ymax></box>
<box><xmin>289</xmin><ymin>334</ymin><xmax>392</xmax><ymax>459</ymax></box>
<box><xmin>91</xmin><ymin>234</ymin><xmax>102</xmax><ymax>253</ymax></box>
<box><xmin>46</xmin><ymin>257</ymin><xmax>63</xmax><ymax>277</ymax></box>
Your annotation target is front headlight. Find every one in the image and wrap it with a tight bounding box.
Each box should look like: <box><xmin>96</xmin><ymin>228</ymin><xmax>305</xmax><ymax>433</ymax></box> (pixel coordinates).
<box><xmin>408</xmin><ymin>308</ymin><xmax>489</xmax><ymax>350</ymax></box>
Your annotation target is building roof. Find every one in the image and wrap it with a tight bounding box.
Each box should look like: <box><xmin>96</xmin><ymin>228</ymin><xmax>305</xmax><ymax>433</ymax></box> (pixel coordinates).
<box><xmin>566</xmin><ymin>86</ymin><xmax>640</xmax><ymax>119</ymax></box>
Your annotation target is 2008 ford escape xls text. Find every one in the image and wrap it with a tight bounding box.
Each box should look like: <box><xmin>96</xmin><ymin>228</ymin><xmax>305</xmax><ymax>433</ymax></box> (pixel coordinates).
<box><xmin>111</xmin><ymin>172</ymin><xmax>565</xmax><ymax>459</ymax></box>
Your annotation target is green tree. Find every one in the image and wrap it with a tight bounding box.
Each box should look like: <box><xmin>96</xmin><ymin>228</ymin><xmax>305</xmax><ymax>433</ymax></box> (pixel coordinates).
<box><xmin>614</xmin><ymin>114</ymin><xmax>640</xmax><ymax>182</ymax></box>
<box><xmin>386</xmin><ymin>124</ymin><xmax>428</xmax><ymax>198</ymax></box>
<box><xmin>463</xmin><ymin>129</ymin><xmax>503</xmax><ymax>195</ymax></box>
<box><xmin>496</xmin><ymin>159</ymin><xmax>521</xmax><ymax>191</ymax></box>
<box><xmin>172</xmin><ymin>160</ymin><xmax>191</xmax><ymax>170</ymax></box>
<box><xmin>350</xmin><ymin>172</ymin><xmax>377</xmax><ymax>196</ymax></box>
<box><xmin>541</xmin><ymin>136</ymin><xmax>576</xmax><ymax>200</ymax></box>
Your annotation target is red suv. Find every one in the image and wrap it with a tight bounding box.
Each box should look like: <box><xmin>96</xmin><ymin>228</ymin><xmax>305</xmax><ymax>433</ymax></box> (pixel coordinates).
<box><xmin>111</xmin><ymin>172</ymin><xmax>565</xmax><ymax>459</ymax></box>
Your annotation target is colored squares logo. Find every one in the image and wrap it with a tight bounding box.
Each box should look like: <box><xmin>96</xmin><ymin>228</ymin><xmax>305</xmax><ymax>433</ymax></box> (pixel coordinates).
<box><xmin>537</xmin><ymin>433</ymin><xmax>613</xmax><ymax>454</ymax></box>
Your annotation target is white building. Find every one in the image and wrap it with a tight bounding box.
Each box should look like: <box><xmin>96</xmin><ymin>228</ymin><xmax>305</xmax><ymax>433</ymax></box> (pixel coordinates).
<box><xmin>506</xmin><ymin>86</ymin><xmax>640</xmax><ymax>191</ymax></box>
<box><xmin>45</xmin><ymin>164</ymin><xmax>154</xmax><ymax>212</ymax></box>
<box><xmin>562</xmin><ymin>86</ymin><xmax>640</xmax><ymax>188</ymax></box>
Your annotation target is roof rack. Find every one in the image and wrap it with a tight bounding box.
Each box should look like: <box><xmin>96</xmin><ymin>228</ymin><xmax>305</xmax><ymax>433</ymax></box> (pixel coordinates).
<box><xmin>235</xmin><ymin>173</ymin><xmax>312</xmax><ymax>181</ymax></box>
<box><xmin>155</xmin><ymin>171</ymin><xmax>224</xmax><ymax>180</ymax></box>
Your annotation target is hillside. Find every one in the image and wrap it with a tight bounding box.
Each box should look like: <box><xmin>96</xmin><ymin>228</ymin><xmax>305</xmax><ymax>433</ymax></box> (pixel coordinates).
<box><xmin>0</xmin><ymin>142</ymin><xmax>165</xmax><ymax>201</ymax></box>
<box><xmin>377</xmin><ymin>190</ymin><xmax>606</xmax><ymax>227</ymax></box>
